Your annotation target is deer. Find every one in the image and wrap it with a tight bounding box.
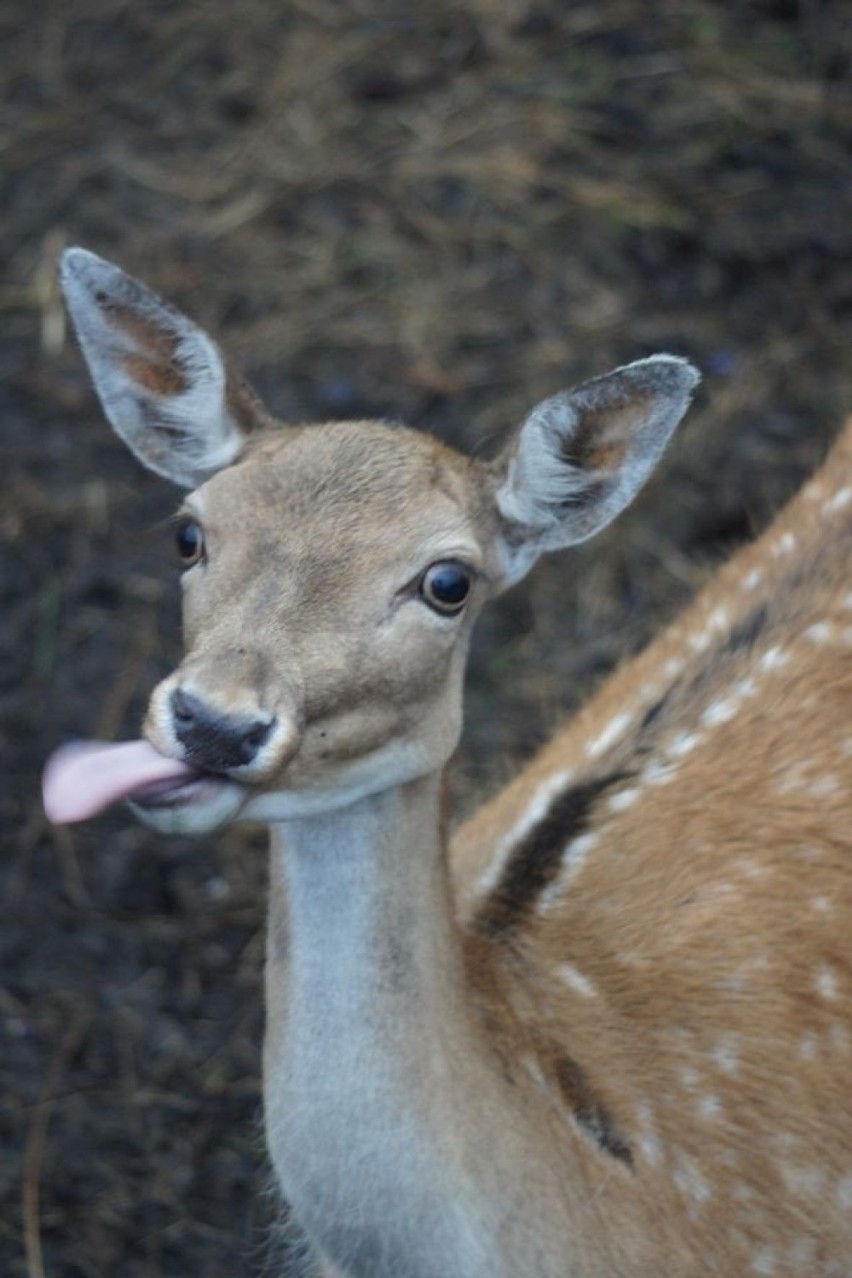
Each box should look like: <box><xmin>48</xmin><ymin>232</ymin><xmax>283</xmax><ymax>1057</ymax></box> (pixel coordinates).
<box><xmin>43</xmin><ymin>246</ymin><xmax>852</xmax><ymax>1278</ymax></box>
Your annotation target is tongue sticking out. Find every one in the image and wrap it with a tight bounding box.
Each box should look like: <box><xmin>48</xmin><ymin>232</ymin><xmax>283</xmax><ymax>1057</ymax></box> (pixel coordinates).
<box><xmin>43</xmin><ymin>740</ymin><xmax>198</xmax><ymax>825</ymax></box>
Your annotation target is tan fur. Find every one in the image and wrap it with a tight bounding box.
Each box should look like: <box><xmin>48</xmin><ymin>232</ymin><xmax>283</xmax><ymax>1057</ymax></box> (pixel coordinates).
<box><xmin>455</xmin><ymin>422</ymin><xmax>852</xmax><ymax>1274</ymax></box>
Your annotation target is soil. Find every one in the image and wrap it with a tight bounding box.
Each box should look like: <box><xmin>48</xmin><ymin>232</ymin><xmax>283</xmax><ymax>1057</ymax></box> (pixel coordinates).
<box><xmin>2</xmin><ymin>1</ymin><xmax>851</xmax><ymax>1274</ymax></box>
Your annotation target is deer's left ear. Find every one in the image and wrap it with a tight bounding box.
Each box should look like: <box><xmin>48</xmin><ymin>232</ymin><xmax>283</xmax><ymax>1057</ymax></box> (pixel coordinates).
<box><xmin>60</xmin><ymin>248</ymin><xmax>272</xmax><ymax>489</ymax></box>
<box><xmin>491</xmin><ymin>355</ymin><xmax>700</xmax><ymax>584</ymax></box>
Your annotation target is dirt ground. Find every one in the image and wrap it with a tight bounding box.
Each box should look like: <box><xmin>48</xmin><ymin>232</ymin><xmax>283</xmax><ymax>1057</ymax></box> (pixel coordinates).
<box><xmin>2</xmin><ymin>1</ymin><xmax>851</xmax><ymax>1274</ymax></box>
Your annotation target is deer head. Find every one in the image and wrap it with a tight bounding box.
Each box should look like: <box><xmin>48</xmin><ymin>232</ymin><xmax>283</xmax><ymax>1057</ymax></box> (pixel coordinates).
<box><xmin>51</xmin><ymin>247</ymin><xmax>698</xmax><ymax>837</ymax></box>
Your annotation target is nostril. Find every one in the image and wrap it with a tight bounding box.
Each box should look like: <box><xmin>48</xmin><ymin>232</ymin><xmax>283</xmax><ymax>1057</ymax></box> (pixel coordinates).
<box><xmin>245</xmin><ymin>721</ymin><xmax>272</xmax><ymax>750</ymax></box>
<box><xmin>171</xmin><ymin>686</ymin><xmax>196</xmax><ymax>726</ymax></box>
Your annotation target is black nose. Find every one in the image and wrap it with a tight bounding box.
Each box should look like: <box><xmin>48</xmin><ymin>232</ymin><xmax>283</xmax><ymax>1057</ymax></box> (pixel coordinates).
<box><xmin>170</xmin><ymin>687</ymin><xmax>274</xmax><ymax>771</ymax></box>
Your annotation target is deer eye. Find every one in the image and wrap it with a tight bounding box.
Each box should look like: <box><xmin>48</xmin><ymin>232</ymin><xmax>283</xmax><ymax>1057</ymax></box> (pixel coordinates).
<box><xmin>420</xmin><ymin>562</ymin><xmax>472</xmax><ymax>616</ymax></box>
<box><xmin>175</xmin><ymin>518</ymin><xmax>204</xmax><ymax>566</ymax></box>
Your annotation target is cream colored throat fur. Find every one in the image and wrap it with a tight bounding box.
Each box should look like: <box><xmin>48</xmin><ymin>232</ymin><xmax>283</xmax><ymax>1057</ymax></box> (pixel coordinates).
<box><xmin>264</xmin><ymin>778</ymin><xmax>576</xmax><ymax>1278</ymax></box>
<box><xmin>58</xmin><ymin>245</ymin><xmax>852</xmax><ymax>1277</ymax></box>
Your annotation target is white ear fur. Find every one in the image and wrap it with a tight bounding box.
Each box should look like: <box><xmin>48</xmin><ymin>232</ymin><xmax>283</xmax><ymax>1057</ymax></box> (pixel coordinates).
<box><xmin>60</xmin><ymin>247</ymin><xmax>252</xmax><ymax>489</ymax></box>
<box><xmin>495</xmin><ymin>355</ymin><xmax>700</xmax><ymax>584</ymax></box>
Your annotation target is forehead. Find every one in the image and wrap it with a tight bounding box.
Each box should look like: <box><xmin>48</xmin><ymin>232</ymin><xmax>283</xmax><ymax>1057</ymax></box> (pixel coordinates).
<box><xmin>195</xmin><ymin>419</ymin><xmax>487</xmax><ymax>550</ymax></box>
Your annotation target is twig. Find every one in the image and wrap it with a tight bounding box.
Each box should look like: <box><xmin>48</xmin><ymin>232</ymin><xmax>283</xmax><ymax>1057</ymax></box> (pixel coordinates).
<box><xmin>23</xmin><ymin>1015</ymin><xmax>90</xmax><ymax>1278</ymax></box>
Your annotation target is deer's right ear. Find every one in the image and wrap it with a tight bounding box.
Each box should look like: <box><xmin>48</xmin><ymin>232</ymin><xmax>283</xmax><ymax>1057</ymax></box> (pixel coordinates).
<box><xmin>489</xmin><ymin>355</ymin><xmax>700</xmax><ymax>586</ymax></box>
<box><xmin>60</xmin><ymin>247</ymin><xmax>270</xmax><ymax>489</ymax></box>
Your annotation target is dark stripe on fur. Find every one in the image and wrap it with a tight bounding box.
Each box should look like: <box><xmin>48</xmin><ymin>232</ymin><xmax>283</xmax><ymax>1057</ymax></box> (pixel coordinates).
<box><xmin>553</xmin><ymin>1055</ymin><xmax>634</xmax><ymax>1168</ymax></box>
<box><xmin>725</xmin><ymin>602</ymin><xmax>769</xmax><ymax>654</ymax></box>
<box><xmin>475</xmin><ymin>604</ymin><xmax>772</xmax><ymax>939</ymax></box>
<box><xmin>475</xmin><ymin>771</ymin><xmax>629</xmax><ymax>938</ymax></box>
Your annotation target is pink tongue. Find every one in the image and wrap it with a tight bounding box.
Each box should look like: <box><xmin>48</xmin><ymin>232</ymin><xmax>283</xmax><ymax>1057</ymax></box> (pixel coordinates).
<box><xmin>43</xmin><ymin>740</ymin><xmax>196</xmax><ymax>824</ymax></box>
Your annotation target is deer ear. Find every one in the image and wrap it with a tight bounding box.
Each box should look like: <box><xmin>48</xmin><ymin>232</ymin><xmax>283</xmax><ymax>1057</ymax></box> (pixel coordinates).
<box><xmin>59</xmin><ymin>247</ymin><xmax>271</xmax><ymax>489</ymax></box>
<box><xmin>492</xmin><ymin>355</ymin><xmax>700</xmax><ymax>584</ymax></box>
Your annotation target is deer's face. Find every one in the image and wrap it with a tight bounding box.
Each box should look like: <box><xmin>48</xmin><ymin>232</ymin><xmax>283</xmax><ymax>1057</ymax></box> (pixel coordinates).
<box><xmin>142</xmin><ymin>422</ymin><xmax>499</xmax><ymax>832</ymax></box>
<box><xmin>56</xmin><ymin>248</ymin><xmax>697</xmax><ymax>834</ymax></box>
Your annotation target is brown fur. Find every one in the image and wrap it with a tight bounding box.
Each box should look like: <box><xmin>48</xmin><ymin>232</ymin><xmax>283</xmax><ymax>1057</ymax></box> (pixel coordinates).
<box><xmin>455</xmin><ymin>419</ymin><xmax>852</xmax><ymax>1274</ymax></box>
<box><xmin>122</xmin><ymin>353</ymin><xmax>187</xmax><ymax>396</ymax></box>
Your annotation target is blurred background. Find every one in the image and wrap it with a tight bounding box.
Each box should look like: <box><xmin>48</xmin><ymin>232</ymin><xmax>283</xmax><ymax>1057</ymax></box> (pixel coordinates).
<box><xmin>2</xmin><ymin>1</ymin><xmax>851</xmax><ymax>1274</ymax></box>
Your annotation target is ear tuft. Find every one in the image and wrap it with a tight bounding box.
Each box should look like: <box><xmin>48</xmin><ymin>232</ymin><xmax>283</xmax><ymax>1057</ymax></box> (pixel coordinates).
<box><xmin>60</xmin><ymin>248</ymin><xmax>264</xmax><ymax>489</ymax></box>
<box><xmin>494</xmin><ymin>354</ymin><xmax>700</xmax><ymax>583</ymax></box>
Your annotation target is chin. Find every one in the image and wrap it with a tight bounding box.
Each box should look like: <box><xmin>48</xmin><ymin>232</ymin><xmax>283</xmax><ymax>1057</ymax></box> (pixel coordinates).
<box><xmin>129</xmin><ymin>777</ymin><xmax>248</xmax><ymax>836</ymax></box>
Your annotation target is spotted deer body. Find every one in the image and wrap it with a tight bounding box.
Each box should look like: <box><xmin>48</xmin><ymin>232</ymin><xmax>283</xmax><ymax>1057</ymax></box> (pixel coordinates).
<box><xmin>50</xmin><ymin>248</ymin><xmax>852</xmax><ymax>1278</ymax></box>
<box><xmin>454</xmin><ymin>440</ymin><xmax>852</xmax><ymax>1275</ymax></box>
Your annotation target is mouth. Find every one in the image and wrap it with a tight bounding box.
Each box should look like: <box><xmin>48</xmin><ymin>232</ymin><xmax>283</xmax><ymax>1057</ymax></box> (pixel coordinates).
<box><xmin>131</xmin><ymin>771</ymin><xmax>231</xmax><ymax>810</ymax></box>
<box><xmin>42</xmin><ymin>738</ymin><xmax>242</xmax><ymax>827</ymax></box>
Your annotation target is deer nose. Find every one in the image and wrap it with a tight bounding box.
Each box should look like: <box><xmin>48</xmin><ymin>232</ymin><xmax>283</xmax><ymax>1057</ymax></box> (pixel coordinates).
<box><xmin>170</xmin><ymin>687</ymin><xmax>274</xmax><ymax>771</ymax></box>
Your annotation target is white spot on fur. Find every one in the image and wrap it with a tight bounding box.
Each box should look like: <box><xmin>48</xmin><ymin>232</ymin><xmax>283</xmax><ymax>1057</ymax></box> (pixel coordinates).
<box><xmin>557</xmin><ymin>962</ymin><xmax>597</xmax><ymax>999</ymax></box>
<box><xmin>697</xmin><ymin>1094</ymin><xmax>721</xmax><ymax>1121</ymax></box>
<box><xmin>586</xmin><ymin>711</ymin><xmax>632</xmax><ymax>760</ymax></box>
<box><xmin>688</xmin><ymin>630</ymin><xmax>712</xmax><ymax>654</ymax></box>
<box><xmin>701</xmin><ymin>697</ymin><xmax>738</xmax><ymax>727</ymax></box>
<box><xmin>726</xmin><ymin>955</ymin><xmax>770</xmax><ymax>991</ymax></box>
<box><xmin>707</xmin><ymin>606</ymin><xmax>729</xmax><ymax>630</ymax></box>
<box><xmin>710</xmin><ymin>1038</ymin><xmax>740</xmax><ymax>1076</ymax></box>
<box><xmin>536</xmin><ymin>880</ymin><xmax>562</xmax><ymax>915</ymax></box>
<box><xmin>561</xmin><ymin>832</ymin><xmax>599</xmax><ymax>877</ymax></box>
<box><xmin>807</xmin><ymin>774</ymin><xmax>841</xmax><ymax>797</ymax></box>
<box><xmin>606</xmin><ymin>787</ymin><xmax>640</xmax><ymax>813</ymax></box>
<box><xmin>735</xmin><ymin>676</ymin><xmax>758</xmax><ymax>699</ymax></box>
<box><xmin>668</xmin><ymin>731</ymin><xmax>700</xmax><ymax>759</ymax></box>
<box><xmin>841</xmin><ymin>591</ymin><xmax>852</xmax><ymax>612</ymax></box>
<box><xmin>521</xmin><ymin>1053</ymin><xmax>547</xmax><ymax>1088</ymax></box>
<box><xmin>803</xmin><ymin>621</ymin><xmax>833</xmax><ymax>645</ymax></box>
<box><xmin>663</xmin><ymin>656</ymin><xmax>685</xmax><ymax>679</ymax></box>
<box><xmin>799</xmin><ymin>1031</ymin><xmax>819</xmax><ymax>1062</ymax></box>
<box><xmin>758</xmin><ymin>645</ymin><xmax>790</xmax><ymax>673</ymax></box>
<box><xmin>810</xmin><ymin>894</ymin><xmax>833</xmax><ymax>914</ymax></box>
<box><xmin>742</xmin><ymin>568</ymin><xmax>763</xmax><ymax>591</ymax></box>
<box><xmin>792</xmin><ymin>842</ymin><xmax>822</xmax><ymax>862</ymax></box>
<box><xmin>642</xmin><ymin>760</ymin><xmax>677</xmax><ymax>787</ymax></box>
<box><xmin>750</xmin><ymin>1245</ymin><xmax>776</xmax><ymax>1275</ymax></box>
<box><xmin>826</xmin><ymin>486</ymin><xmax>852</xmax><ymax>513</ymax></box>
<box><xmin>672</xmin><ymin>1155</ymin><xmax>712</xmax><ymax>1206</ymax></box>
<box><xmin>637</xmin><ymin>1133</ymin><xmax>661</xmax><ymax>1166</ymax></box>
<box><xmin>634</xmin><ymin>1102</ymin><xmax>662</xmax><ymax>1166</ymax></box>
<box><xmin>774</xmin><ymin>531</ymin><xmax>797</xmax><ymax>556</ymax></box>
<box><xmin>678</xmin><ymin>1065</ymin><xmax>700</xmax><ymax>1089</ymax></box>
<box><xmin>735</xmin><ymin>857</ymin><xmax>768</xmax><ymax>880</ymax></box>
<box><xmin>816</xmin><ymin>966</ymin><xmax>839</xmax><ymax>1000</ymax></box>
<box><xmin>537</xmin><ymin>833</ymin><xmax>600</xmax><ymax>913</ymax></box>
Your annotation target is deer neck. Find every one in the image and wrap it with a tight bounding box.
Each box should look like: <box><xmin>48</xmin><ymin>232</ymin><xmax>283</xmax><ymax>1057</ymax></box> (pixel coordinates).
<box><xmin>265</xmin><ymin>770</ymin><xmax>501</xmax><ymax>1274</ymax></box>
<box><xmin>264</xmin><ymin>773</ymin><xmax>590</xmax><ymax>1277</ymax></box>
<box><xmin>271</xmin><ymin>770</ymin><xmax>458</xmax><ymax>1044</ymax></box>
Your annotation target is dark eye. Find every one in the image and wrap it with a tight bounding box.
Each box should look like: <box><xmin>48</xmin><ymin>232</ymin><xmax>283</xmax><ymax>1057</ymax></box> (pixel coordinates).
<box><xmin>420</xmin><ymin>562</ymin><xmax>472</xmax><ymax>616</ymax></box>
<box><xmin>175</xmin><ymin>519</ymin><xmax>204</xmax><ymax>567</ymax></box>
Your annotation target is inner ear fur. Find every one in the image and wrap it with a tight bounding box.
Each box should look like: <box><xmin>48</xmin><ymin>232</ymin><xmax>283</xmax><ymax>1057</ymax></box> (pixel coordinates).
<box><xmin>492</xmin><ymin>354</ymin><xmax>700</xmax><ymax>582</ymax></box>
<box><xmin>60</xmin><ymin>247</ymin><xmax>273</xmax><ymax>489</ymax></box>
